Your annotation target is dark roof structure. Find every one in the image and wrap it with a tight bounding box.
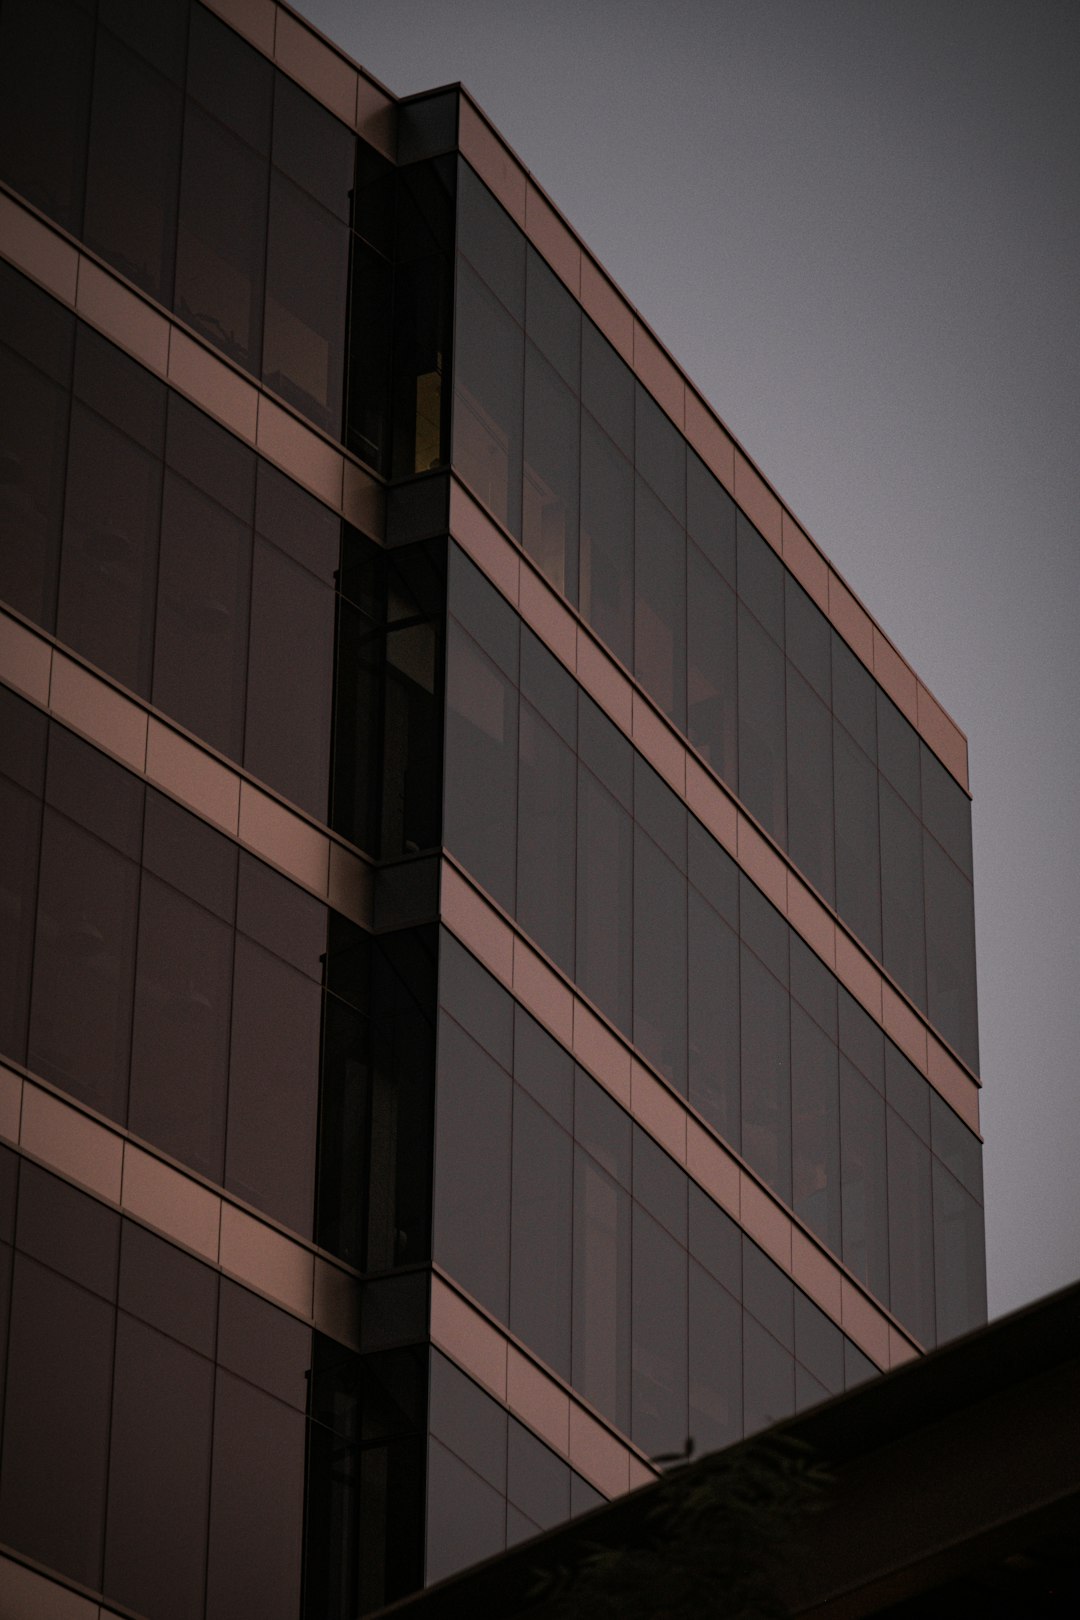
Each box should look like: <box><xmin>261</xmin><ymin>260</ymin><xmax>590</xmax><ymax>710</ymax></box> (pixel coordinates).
<box><xmin>375</xmin><ymin>1281</ymin><xmax>1080</xmax><ymax>1619</ymax></box>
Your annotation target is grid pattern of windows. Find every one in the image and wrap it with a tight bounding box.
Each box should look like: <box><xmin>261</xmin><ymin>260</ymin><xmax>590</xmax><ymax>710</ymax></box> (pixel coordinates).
<box><xmin>0</xmin><ymin>0</ymin><xmax>362</xmax><ymax>439</ymax></box>
<box><xmin>0</xmin><ymin>1151</ymin><xmax>313</xmax><ymax>1620</ymax></box>
<box><xmin>0</xmin><ymin>686</ymin><xmax>327</xmax><ymax>1235</ymax></box>
<box><xmin>451</xmin><ymin>162</ymin><xmax>978</xmax><ymax>1071</ymax></box>
<box><xmin>426</xmin><ymin>1351</ymin><xmax>605</xmax><ymax>1585</ymax></box>
<box><xmin>0</xmin><ymin>262</ymin><xmax>340</xmax><ymax>819</ymax></box>
<box><xmin>444</xmin><ymin>554</ymin><xmax>986</xmax><ymax>1345</ymax></box>
<box><xmin>434</xmin><ymin>929</ymin><xmax>890</xmax><ymax>1461</ymax></box>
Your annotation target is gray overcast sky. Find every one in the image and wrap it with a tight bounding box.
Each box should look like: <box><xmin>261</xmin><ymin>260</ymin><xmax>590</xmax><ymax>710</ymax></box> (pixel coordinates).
<box><xmin>297</xmin><ymin>0</ymin><xmax>1080</xmax><ymax>1320</ymax></box>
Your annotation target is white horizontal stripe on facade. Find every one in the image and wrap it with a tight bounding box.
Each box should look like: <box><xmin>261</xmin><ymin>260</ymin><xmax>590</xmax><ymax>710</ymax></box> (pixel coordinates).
<box><xmin>440</xmin><ymin>858</ymin><xmax>919</xmax><ymax>1375</ymax></box>
<box><xmin>447</xmin><ymin>479</ymin><xmax>981</xmax><ymax>1130</ymax></box>
<box><xmin>0</xmin><ymin>1059</ymin><xmax>359</xmax><ymax>1348</ymax></box>
<box><xmin>430</xmin><ymin>1271</ymin><xmax>658</xmax><ymax>1503</ymax></box>
<box><xmin>0</xmin><ymin>608</ymin><xmax>374</xmax><ymax>930</ymax></box>
<box><xmin>0</xmin><ymin>186</ymin><xmax>385</xmax><ymax>538</ymax></box>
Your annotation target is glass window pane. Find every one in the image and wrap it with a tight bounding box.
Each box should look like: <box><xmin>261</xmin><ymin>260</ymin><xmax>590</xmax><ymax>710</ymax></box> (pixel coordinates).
<box><xmin>174</xmin><ymin>103</ymin><xmax>268</xmax><ymax>372</ymax></box>
<box><xmin>83</xmin><ymin>31</ymin><xmax>182</xmax><ymax>303</ymax></box>
<box><xmin>635</xmin><ymin>384</ymin><xmax>685</xmax><ymax>523</ymax></box>
<box><xmin>521</xmin><ymin>628</ymin><xmax>576</xmax><ymax>745</ymax></box>
<box><xmin>580</xmin><ymin>412</ymin><xmax>634</xmax><ymax>669</ymax></box>
<box><xmin>574</xmin><ymin>1073</ymin><xmax>631</xmax><ymax>1188</ymax></box>
<box><xmin>688</xmin><ymin>1185</ymin><xmax>741</xmax><ymax>1295</ymax></box>
<box><xmin>738</xmin><ymin>607</ymin><xmax>786</xmax><ymax>844</ymax></box>
<box><xmin>688</xmin><ymin>817</ymin><xmax>739</xmax><ymax>925</ymax></box>
<box><xmin>687</xmin><ymin>889</ymin><xmax>740</xmax><ymax>1150</ymax></box>
<box><xmin>838</xmin><ymin>988</ymin><xmax>884</xmax><ymax>1093</ymax></box>
<box><xmin>456</xmin><ymin>161</ymin><xmax>525</xmax><ymax>321</ymax></box>
<box><xmin>687</xmin><ymin>451</ymin><xmax>735</xmax><ymax>584</ymax></box>
<box><xmin>255</xmin><ymin>460</ymin><xmax>339</xmax><ymax>585</ymax></box>
<box><xmin>525</xmin><ymin>246</ymin><xmax>580</xmax><ymax>390</ymax></box>
<box><xmin>921</xmin><ymin>742</ymin><xmax>973</xmax><ymax>879</ymax></box>
<box><xmin>932</xmin><ymin>1161</ymin><xmax>987</xmax><ymax>1342</ymax></box>
<box><xmin>444</xmin><ymin>620</ymin><xmax>518</xmax><ymax>913</ymax></box>
<box><xmin>743</xmin><ymin>1240</ymin><xmax>794</xmax><ymax>1350</ymax></box>
<box><xmin>789</xmin><ymin>934</ymin><xmax>837</xmax><ymax>1041</ymax></box>
<box><xmin>880</xmin><ymin>780</ymin><xmax>927</xmax><ymax>1007</ymax></box>
<box><xmin>793</xmin><ymin>1292</ymin><xmax>844</xmax><ymax>1394</ymax></box>
<box><xmin>206</xmin><ymin>1370</ymin><xmax>305</xmax><ymax>1620</ymax></box>
<box><xmin>129</xmin><ymin>874</ymin><xmax>233</xmax><ymax>1182</ymax></box>
<box><xmin>0</xmin><ymin>1256</ymin><xmax>114</xmax><ymax>1587</ymax></box>
<box><xmin>786</xmin><ymin>666</ymin><xmax>835</xmax><ymax>904</ymax></box>
<box><xmin>104</xmin><ymin>1314</ymin><xmax>214</xmax><ymax>1620</ymax></box>
<box><xmin>576</xmin><ymin>767</ymin><xmax>633</xmax><ymax>1033</ymax></box>
<box><xmin>840</xmin><ymin>1059</ymin><xmax>889</xmax><ymax>1302</ymax></box>
<box><xmin>633</xmin><ymin>1126</ymin><xmax>687</xmax><ymax>1245</ymax></box>
<box><xmin>737</xmin><ymin>513</ymin><xmax>784</xmax><ymax>643</ymax></box>
<box><xmin>99</xmin><ymin>0</ymin><xmax>188</xmax><ymax>79</ymax></box>
<box><xmin>740</xmin><ymin>874</ymin><xmax>788</xmax><ymax>986</ymax></box>
<box><xmin>514</xmin><ymin>1005</ymin><xmax>573</xmax><ymax>1130</ymax></box>
<box><xmin>573</xmin><ymin>1145</ymin><xmax>631</xmax><ymax>1434</ymax></box>
<box><xmin>154</xmin><ymin>465</ymin><xmax>251</xmax><ymax>759</ymax></box>
<box><xmin>453</xmin><ymin>256</ymin><xmax>524</xmax><ymax>535</ymax></box>
<box><xmin>118</xmin><ymin>1221</ymin><xmax>217</xmax><ymax>1357</ymax></box>
<box><xmin>878</xmin><ymin>691</ymin><xmax>920</xmax><ymax>813</ymax></box>
<box><xmin>448</xmin><ymin>543</ymin><xmax>518</xmax><ymax>678</ymax></box>
<box><xmin>58</xmin><ymin>401</ymin><xmax>162</xmax><ymax>698</ymax></box>
<box><xmin>438</xmin><ymin>931</ymin><xmax>513</xmax><ymax>1069</ymax></box>
<box><xmin>271</xmin><ymin>74</ymin><xmax>354</xmax><ymax>222</ymax></box>
<box><xmin>634</xmin><ymin>478</ymin><xmax>686</xmax><ymax>728</ymax></box>
<box><xmin>16</xmin><ymin>1162</ymin><xmax>120</xmax><ymax>1300</ymax></box>
<box><xmin>425</xmin><ymin>1439</ymin><xmax>506</xmax><ymax>1587</ymax></box>
<box><xmin>429</xmin><ymin>1351</ymin><xmax>507</xmax><ymax>1491</ymax></box>
<box><xmin>245</xmin><ymin>537</ymin><xmax>334</xmax><ymax>818</ymax></box>
<box><xmin>740</xmin><ymin>946</ymin><xmax>791</xmax><ymax>1202</ymax></box>
<box><xmin>887</xmin><ymin>1111</ymin><xmax>936</xmax><ymax>1347</ymax></box>
<box><xmin>235</xmin><ymin>853</ymin><xmax>325</xmax><ymax>980</ymax></box>
<box><xmin>217</xmin><ymin>1280</ymin><xmax>311</xmax><ymax>1410</ymax></box>
<box><xmin>743</xmin><ymin>1316</ymin><xmax>794</xmax><ymax>1436</ymax></box>
<box><xmin>523</xmin><ymin>343</ymin><xmax>579</xmax><ymax>601</ymax></box>
<box><xmin>511</xmin><ymin>1092</ymin><xmax>572</xmax><ymax>1378</ymax></box>
<box><xmin>0</xmin><ymin>331</ymin><xmax>69</xmax><ymax>631</ymax></box>
<box><xmin>634</xmin><ymin>829</ymin><xmax>688</xmax><ymax>1094</ymax></box>
<box><xmin>631</xmin><ymin>1206</ymin><xmax>688</xmax><ymax>1459</ymax></box>
<box><xmin>785</xmin><ymin>575</ymin><xmax>830</xmax><ymax>703</ymax></box>
<box><xmin>29</xmin><ymin>812</ymin><xmax>138</xmax><ymax>1121</ymax></box>
<box><xmin>186</xmin><ymin>1</ymin><xmax>272</xmax><ymax>152</ymax></box>
<box><xmin>693</xmin><ymin>1257</ymin><xmax>744</xmax><ymax>1451</ymax></box>
<box><xmin>832</xmin><ymin>635</ymin><xmax>877</xmax><ymax>760</ymax></box>
<box><xmin>635</xmin><ymin>756</ymin><xmax>686</xmax><ymax>871</ymax></box>
<box><xmin>885</xmin><ymin>1041</ymin><xmax>930</xmax><ymax>1142</ymax></box>
<box><xmin>581</xmin><ymin>320</ymin><xmax>633</xmax><ymax>457</ymax></box>
<box><xmin>46</xmin><ymin>722</ymin><xmax>144</xmax><ymax>858</ymax></box>
<box><xmin>687</xmin><ymin>542</ymin><xmax>737</xmax><ymax>787</ymax></box>
<box><xmin>517</xmin><ymin>701</ymin><xmax>576</xmax><ymax>975</ymax></box>
<box><xmin>508</xmin><ymin>1420</ymin><xmax>570</xmax><ymax>1530</ymax></box>
<box><xmin>930</xmin><ymin>1092</ymin><xmax>983</xmax><ymax>1202</ymax></box>
<box><xmin>263</xmin><ymin>175</ymin><xmax>349</xmax><ymax>436</ymax></box>
<box><xmin>0</xmin><ymin>773</ymin><xmax>42</xmax><ymax>1067</ymax></box>
<box><xmin>791</xmin><ymin>1005</ymin><xmax>841</xmax><ymax>1253</ymax></box>
<box><xmin>434</xmin><ymin>1014</ymin><xmax>512</xmax><ymax>1321</ymax></box>
<box><xmin>924</xmin><ymin>834</ymin><xmax>979</xmax><ymax>1070</ymax></box>
<box><xmin>578</xmin><ymin>692</ymin><xmax>632</xmax><ymax>810</ymax></box>
<box><xmin>833</xmin><ymin>723</ymin><xmax>882</xmax><ymax>959</ymax></box>
<box><xmin>0</xmin><ymin>0</ymin><xmax>93</xmax><ymax>232</ymax></box>
<box><xmin>227</xmin><ymin>938</ymin><xmax>321</xmax><ymax>1233</ymax></box>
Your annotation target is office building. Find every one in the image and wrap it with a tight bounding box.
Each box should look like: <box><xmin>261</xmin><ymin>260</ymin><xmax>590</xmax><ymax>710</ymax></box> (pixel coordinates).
<box><xmin>0</xmin><ymin>1</ymin><xmax>986</xmax><ymax>1615</ymax></box>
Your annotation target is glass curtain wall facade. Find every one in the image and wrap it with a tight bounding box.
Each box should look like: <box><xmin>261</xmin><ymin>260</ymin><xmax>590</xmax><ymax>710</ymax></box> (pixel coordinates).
<box><xmin>0</xmin><ymin>1</ymin><xmax>986</xmax><ymax>1614</ymax></box>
